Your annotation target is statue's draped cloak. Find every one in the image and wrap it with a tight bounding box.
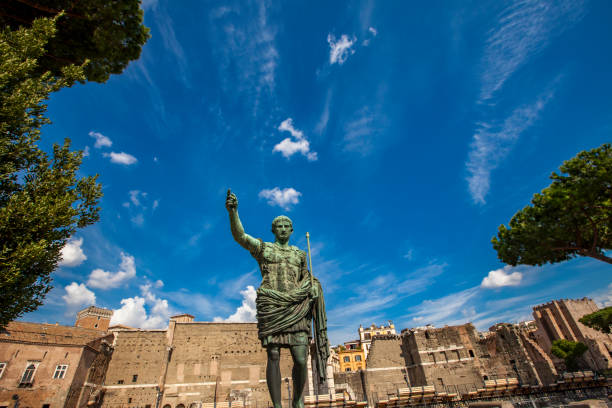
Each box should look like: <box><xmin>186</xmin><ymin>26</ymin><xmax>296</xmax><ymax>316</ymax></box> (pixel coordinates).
<box><xmin>251</xmin><ymin>241</ymin><xmax>330</xmax><ymax>383</ymax></box>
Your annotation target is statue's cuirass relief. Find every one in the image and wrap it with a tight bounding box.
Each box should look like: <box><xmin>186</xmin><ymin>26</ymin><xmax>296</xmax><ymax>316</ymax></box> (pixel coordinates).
<box><xmin>256</xmin><ymin>242</ymin><xmax>306</xmax><ymax>292</ymax></box>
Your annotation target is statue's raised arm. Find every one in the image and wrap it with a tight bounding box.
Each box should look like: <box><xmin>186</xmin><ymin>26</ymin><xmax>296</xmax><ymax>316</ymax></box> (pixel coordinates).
<box><xmin>225</xmin><ymin>189</ymin><xmax>260</xmax><ymax>253</ymax></box>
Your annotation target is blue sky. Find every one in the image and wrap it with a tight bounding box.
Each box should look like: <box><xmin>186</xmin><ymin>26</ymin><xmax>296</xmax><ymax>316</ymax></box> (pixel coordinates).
<box><xmin>25</xmin><ymin>0</ymin><xmax>611</xmax><ymax>345</ymax></box>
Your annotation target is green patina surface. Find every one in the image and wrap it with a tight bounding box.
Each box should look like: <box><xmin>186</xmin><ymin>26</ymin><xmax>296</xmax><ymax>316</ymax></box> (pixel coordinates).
<box><xmin>226</xmin><ymin>190</ymin><xmax>329</xmax><ymax>408</ymax></box>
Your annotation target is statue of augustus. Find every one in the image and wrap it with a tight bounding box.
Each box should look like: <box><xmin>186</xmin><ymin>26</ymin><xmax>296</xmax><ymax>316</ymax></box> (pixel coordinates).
<box><xmin>226</xmin><ymin>189</ymin><xmax>329</xmax><ymax>408</ymax></box>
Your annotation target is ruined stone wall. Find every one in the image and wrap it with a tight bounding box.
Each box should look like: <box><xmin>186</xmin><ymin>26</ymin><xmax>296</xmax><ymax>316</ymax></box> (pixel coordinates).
<box><xmin>362</xmin><ymin>336</ymin><xmax>406</xmax><ymax>401</ymax></box>
<box><xmin>520</xmin><ymin>330</ymin><xmax>558</xmax><ymax>385</ymax></box>
<box><xmin>479</xmin><ymin>324</ymin><xmax>542</xmax><ymax>386</ymax></box>
<box><xmin>533</xmin><ymin>298</ymin><xmax>612</xmax><ymax>371</ymax></box>
<box><xmin>101</xmin><ymin>330</ymin><xmax>168</xmax><ymax>407</ymax></box>
<box><xmin>333</xmin><ymin>371</ymin><xmax>365</xmax><ymax>401</ymax></box>
<box><xmin>406</xmin><ymin>325</ymin><xmax>484</xmax><ymax>392</ymax></box>
<box><xmin>161</xmin><ymin>322</ymin><xmax>292</xmax><ymax>407</ymax></box>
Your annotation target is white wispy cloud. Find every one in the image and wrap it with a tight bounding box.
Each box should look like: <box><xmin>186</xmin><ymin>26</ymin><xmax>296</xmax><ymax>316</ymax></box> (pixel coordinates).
<box><xmin>479</xmin><ymin>0</ymin><xmax>585</xmax><ymax>101</ymax></box>
<box><xmin>481</xmin><ymin>265</ymin><xmax>523</xmax><ymax>288</ymax></box>
<box><xmin>315</xmin><ymin>89</ymin><xmax>332</xmax><ymax>134</ymax></box>
<box><xmin>82</xmin><ymin>146</ymin><xmax>90</xmax><ymax>157</ymax></box>
<box><xmin>363</xmin><ymin>27</ymin><xmax>377</xmax><ymax>46</ymax></box>
<box><xmin>343</xmin><ymin>106</ymin><xmax>384</xmax><ymax>155</ymax></box>
<box><xmin>273</xmin><ymin>118</ymin><xmax>317</xmax><ymax>161</ymax></box>
<box><xmin>214</xmin><ymin>285</ymin><xmax>257</xmax><ymax>322</ymax></box>
<box><xmin>122</xmin><ymin>190</ymin><xmax>157</xmax><ymax>226</ymax></box>
<box><xmin>88</xmin><ymin>131</ymin><xmax>112</xmax><ymax>148</ymax></box>
<box><xmin>404</xmin><ymin>286</ymin><xmax>481</xmax><ymax>327</ymax></box>
<box><xmin>466</xmin><ymin>0</ymin><xmax>586</xmax><ymax>204</ymax></box>
<box><xmin>104</xmin><ymin>152</ymin><xmax>138</xmax><ymax>165</ymax></box>
<box><xmin>59</xmin><ymin>237</ymin><xmax>87</xmax><ymax>267</ymax></box>
<box><xmin>327</xmin><ymin>34</ymin><xmax>356</xmax><ymax>65</ymax></box>
<box><xmin>258</xmin><ymin>187</ymin><xmax>301</xmax><ymax>210</ymax></box>
<box><xmin>110</xmin><ymin>282</ymin><xmax>171</xmax><ymax>329</ymax></box>
<box><xmin>152</xmin><ymin>4</ymin><xmax>190</xmax><ymax>86</ymax></box>
<box><xmin>592</xmin><ymin>282</ymin><xmax>612</xmax><ymax>307</ymax></box>
<box><xmin>209</xmin><ymin>2</ymin><xmax>278</xmax><ymax>111</ymax></box>
<box><xmin>87</xmin><ymin>252</ymin><xmax>136</xmax><ymax>289</ymax></box>
<box><xmin>62</xmin><ymin>282</ymin><xmax>96</xmax><ymax>310</ymax></box>
<box><xmin>466</xmin><ymin>87</ymin><xmax>555</xmax><ymax>204</ymax></box>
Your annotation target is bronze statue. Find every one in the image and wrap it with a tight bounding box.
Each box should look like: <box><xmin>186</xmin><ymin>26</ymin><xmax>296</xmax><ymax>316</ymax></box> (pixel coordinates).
<box><xmin>226</xmin><ymin>189</ymin><xmax>329</xmax><ymax>408</ymax></box>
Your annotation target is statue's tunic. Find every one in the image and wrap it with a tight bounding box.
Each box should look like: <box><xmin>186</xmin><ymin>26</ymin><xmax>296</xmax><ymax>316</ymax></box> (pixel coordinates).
<box><xmin>250</xmin><ymin>240</ymin><xmax>312</xmax><ymax>347</ymax></box>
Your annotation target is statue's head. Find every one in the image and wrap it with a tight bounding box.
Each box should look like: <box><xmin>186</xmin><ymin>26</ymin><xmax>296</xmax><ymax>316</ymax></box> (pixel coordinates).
<box><xmin>271</xmin><ymin>215</ymin><xmax>293</xmax><ymax>243</ymax></box>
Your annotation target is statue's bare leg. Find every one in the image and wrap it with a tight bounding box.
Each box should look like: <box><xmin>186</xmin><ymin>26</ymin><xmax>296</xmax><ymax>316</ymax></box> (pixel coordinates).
<box><xmin>290</xmin><ymin>344</ymin><xmax>308</xmax><ymax>408</ymax></box>
<box><xmin>266</xmin><ymin>346</ymin><xmax>282</xmax><ymax>408</ymax></box>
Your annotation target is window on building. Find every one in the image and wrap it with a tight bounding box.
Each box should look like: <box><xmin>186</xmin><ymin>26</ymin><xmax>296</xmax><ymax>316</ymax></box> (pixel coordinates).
<box><xmin>364</xmin><ymin>333</ymin><xmax>371</xmax><ymax>340</ymax></box>
<box><xmin>468</xmin><ymin>349</ymin><xmax>474</xmax><ymax>358</ymax></box>
<box><xmin>20</xmin><ymin>362</ymin><xmax>38</xmax><ymax>385</ymax></box>
<box><xmin>355</xmin><ymin>355</ymin><xmax>362</xmax><ymax>362</ymax></box>
<box><xmin>43</xmin><ymin>404</ymin><xmax>51</xmax><ymax>408</ymax></box>
<box><xmin>53</xmin><ymin>364</ymin><xmax>68</xmax><ymax>379</ymax></box>
<box><xmin>118</xmin><ymin>380</ymin><xmax>124</xmax><ymax>384</ymax></box>
<box><xmin>0</xmin><ymin>362</ymin><xmax>6</xmax><ymax>379</ymax></box>
<box><xmin>345</xmin><ymin>368</ymin><xmax>351</xmax><ymax>372</ymax></box>
<box><xmin>343</xmin><ymin>356</ymin><xmax>350</xmax><ymax>362</ymax></box>
<box><xmin>128</xmin><ymin>398</ymin><xmax>132</xmax><ymax>403</ymax></box>
<box><xmin>132</xmin><ymin>374</ymin><xmax>138</xmax><ymax>382</ymax></box>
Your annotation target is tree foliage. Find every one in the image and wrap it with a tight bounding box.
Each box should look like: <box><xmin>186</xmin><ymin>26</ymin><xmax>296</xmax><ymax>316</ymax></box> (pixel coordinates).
<box><xmin>0</xmin><ymin>17</ymin><xmax>102</xmax><ymax>328</ymax></box>
<box><xmin>492</xmin><ymin>144</ymin><xmax>612</xmax><ymax>266</ymax></box>
<box><xmin>579</xmin><ymin>307</ymin><xmax>612</xmax><ymax>334</ymax></box>
<box><xmin>550</xmin><ymin>339</ymin><xmax>588</xmax><ymax>371</ymax></box>
<box><xmin>1</xmin><ymin>0</ymin><xmax>149</xmax><ymax>83</ymax></box>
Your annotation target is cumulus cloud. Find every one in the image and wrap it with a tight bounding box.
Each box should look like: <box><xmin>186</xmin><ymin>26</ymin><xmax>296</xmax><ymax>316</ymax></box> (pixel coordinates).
<box><xmin>62</xmin><ymin>282</ymin><xmax>96</xmax><ymax>309</ymax></box>
<box><xmin>214</xmin><ymin>285</ymin><xmax>257</xmax><ymax>322</ymax></box>
<box><xmin>59</xmin><ymin>237</ymin><xmax>87</xmax><ymax>267</ymax></box>
<box><xmin>104</xmin><ymin>152</ymin><xmax>138</xmax><ymax>165</ymax></box>
<box><xmin>87</xmin><ymin>252</ymin><xmax>136</xmax><ymax>289</ymax></box>
<box><xmin>88</xmin><ymin>131</ymin><xmax>112</xmax><ymax>148</ymax></box>
<box><xmin>273</xmin><ymin>118</ymin><xmax>317</xmax><ymax>161</ymax></box>
<box><xmin>327</xmin><ymin>34</ymin><xmax>356</xmax><ymax>65</ymax></box>
<box><xmin>110</xmin><ymin>283</ymin><xmax>171</xmax><ymax>329</ymax></box>
<box><xmin>481</xmin><ymin>266</ymin><xmax>523</xmax><ymax>288</ymax></box>
<box><xmin>259</xmin><ymin>187</ymin><xmax>301</xmax><ymax>210</ymax></box>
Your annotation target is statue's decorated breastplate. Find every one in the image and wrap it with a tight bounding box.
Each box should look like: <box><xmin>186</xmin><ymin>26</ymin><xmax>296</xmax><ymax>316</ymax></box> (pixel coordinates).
<box><xmin>257</xmin><ymin>242</ymin><xmax>305</xmax><ymax>292</ymax></box>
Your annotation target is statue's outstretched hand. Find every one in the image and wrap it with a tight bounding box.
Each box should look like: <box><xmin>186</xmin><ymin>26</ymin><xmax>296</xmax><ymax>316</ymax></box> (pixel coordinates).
<box><xmin>226</xmin><ymin>189</ymin><xmax>238</xmax><ymax>211</ymax></box>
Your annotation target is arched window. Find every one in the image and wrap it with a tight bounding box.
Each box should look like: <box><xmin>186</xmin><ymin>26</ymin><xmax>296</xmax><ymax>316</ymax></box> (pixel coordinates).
<box><xmin>162</xmin><ymin>405</ymin><xmax>171</xmax><ymax>408</ymax></box>
<box><xmin>345</xmin><ymin>367</ymin><xmax>351</xmax><ymax>372</ymax></box>
<box><xmin>468</xmin><ymin>349</ymin><xmax>474</xmax><ymax>358</ymax></box>
<box><xmin>176</xmin><ymin>404</ymin><xmax>186</xmax><ymax>408</ymax></box>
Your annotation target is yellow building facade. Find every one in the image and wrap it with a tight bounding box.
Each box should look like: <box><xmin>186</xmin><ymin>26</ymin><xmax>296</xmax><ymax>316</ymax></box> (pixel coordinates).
<box><xmin>337</xmin><ymin>348</ymin><xmax>366</xmax><ymax>372</ymax></box>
